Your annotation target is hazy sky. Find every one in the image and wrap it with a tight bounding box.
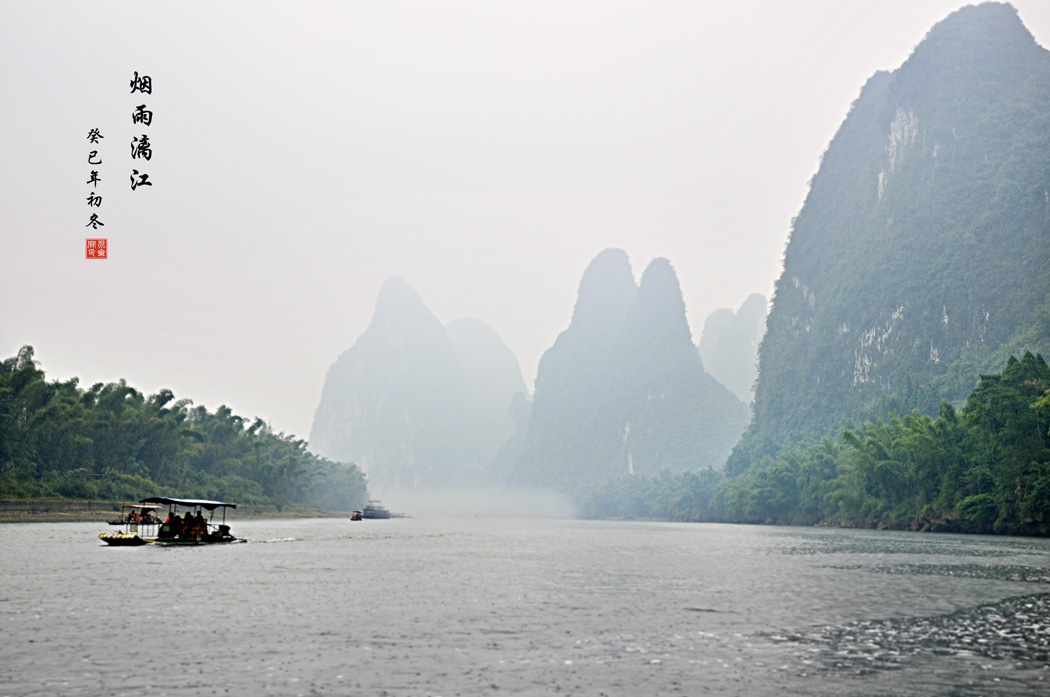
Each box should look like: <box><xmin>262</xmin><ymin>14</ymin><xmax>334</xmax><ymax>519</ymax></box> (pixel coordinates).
<box><xmin>3</xmin><ymin>1</ymin><xmax>1049</xmax><ymax>441</ymax></box>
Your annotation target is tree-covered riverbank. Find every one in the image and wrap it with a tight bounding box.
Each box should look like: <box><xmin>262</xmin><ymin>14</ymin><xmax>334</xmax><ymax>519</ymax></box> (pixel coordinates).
<box><xmin>0</xmin><ymin>499</ymin><xmax>357</xmax><ymax>523</ymax></box>
<box><xmin>582</xmin><ymin>353</ymin><xmax>1050</xmax><ymax>536</ymax></box>
<box><xmin>0</xmin><ymin>346</ymin><xmax>368</xmax><ymax>511</ymax></box>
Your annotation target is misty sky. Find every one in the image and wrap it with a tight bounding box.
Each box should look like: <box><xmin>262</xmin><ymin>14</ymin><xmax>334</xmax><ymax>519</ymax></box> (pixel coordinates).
<box><xmin>3</xmin><ymin>0</ymin><xmax>1049</xmax><ymax>441</ymax></box>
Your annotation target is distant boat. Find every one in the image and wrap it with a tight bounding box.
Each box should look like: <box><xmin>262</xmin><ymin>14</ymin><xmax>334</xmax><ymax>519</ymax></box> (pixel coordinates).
<box><xmin>362</xmin><ymin>500</ymin><xmax>391</xmax><ymax>519</ymax></box>
<box><xmin>350</xmin><ymin>511</ymin><xmax>363</xmax><ymax>521</ymax></box>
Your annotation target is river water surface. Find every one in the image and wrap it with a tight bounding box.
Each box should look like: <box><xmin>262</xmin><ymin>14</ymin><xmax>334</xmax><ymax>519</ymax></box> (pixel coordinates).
<box><xmin>1</xmin><ymin>518</ymin><xmax>1049</xmax><ymax>696</ymax></box>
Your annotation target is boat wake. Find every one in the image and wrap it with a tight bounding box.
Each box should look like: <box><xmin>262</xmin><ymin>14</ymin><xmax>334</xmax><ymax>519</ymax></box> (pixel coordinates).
<box><xmin>248</xmin><ymin>537</ymin><xmax>299</xmax><ymax>544</ymax></box>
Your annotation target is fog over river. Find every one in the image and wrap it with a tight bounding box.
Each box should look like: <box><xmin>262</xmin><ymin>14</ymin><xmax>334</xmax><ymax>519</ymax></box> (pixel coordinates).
<box><xmin>2</xmin><ymin>519</ymin><xmax>1049</xmax><ymax>696</ymax></box>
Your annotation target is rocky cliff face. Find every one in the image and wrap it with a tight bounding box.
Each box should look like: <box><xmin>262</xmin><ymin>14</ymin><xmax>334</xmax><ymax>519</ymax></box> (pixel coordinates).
<box><xmin>511</xmin><ymin>249</ymin><xmax>748</xmax><ymax>491</ymax></box>
<box><xmin>309</xmin><ymin>278</ymin><xmax>525</xmax><ymax>493</ymax></box>
<box><xmin>729</xmin><ymin>2</ymin><xmax>1050</xmax><ymax>473</ymax></box>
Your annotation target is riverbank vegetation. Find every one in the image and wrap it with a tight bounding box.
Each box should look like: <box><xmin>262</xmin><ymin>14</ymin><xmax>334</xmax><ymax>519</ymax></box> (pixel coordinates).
<box><xmin>0</xmin><ymin>346</ymin><xmax>368</xmax><ymax>510</ymax></box>
<box><xmin>582</xmin><ymin>353</ymin><xmax>1050</xmax><ymax>536</ymax></box>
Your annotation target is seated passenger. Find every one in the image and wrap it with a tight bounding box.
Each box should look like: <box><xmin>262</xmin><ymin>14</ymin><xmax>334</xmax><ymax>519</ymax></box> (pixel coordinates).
<box><xmin>178</xmin><ymin>512</ymin><xmax>193</xmax><ymax>537</ymax></box>
<box><xmin>169</xmin><ymin>514</ymin><xmax>185</xmax><ymax>538</ymax></box>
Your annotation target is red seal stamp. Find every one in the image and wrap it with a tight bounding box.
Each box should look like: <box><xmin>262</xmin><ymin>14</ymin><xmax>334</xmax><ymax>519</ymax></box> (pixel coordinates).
<box><xmin>86</xmin><ymin>238</ymin><xmax>108</xmax><ymax>259</ymax></box>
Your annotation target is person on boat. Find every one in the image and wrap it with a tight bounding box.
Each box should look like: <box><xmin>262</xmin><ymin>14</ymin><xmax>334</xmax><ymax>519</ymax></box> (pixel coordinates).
<box><xmin>158</xmin><ymin>511</ymin><xmax>175</xmax><ymax>539</ymax></box>
<box><xmin>176</xmin><ymin>512</ymin><xmax>192</xmax><ymax>538</ymax></box>
<box><xmin>170</xmin><ymin>513</ymin><xmax>185</xmax><ymax>538</ymax></box>
<box><xmin>185</xmin><ymin>511</ymin><xmax>201</xmax><ymax>537</ymax></box>
<box><xmin>183</xmin><ymin>511</ymin><xmax>201</xmax><ymax>537</ymax></box>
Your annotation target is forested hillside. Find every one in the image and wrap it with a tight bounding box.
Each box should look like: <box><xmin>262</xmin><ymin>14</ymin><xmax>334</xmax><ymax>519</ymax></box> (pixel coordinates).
<box><xmin>584</xmin><ymin>5</ymin><xmax>1050</xmax><ymax>536</ymax></box>
<box><xmin>584</xmin><ymin>353</ymin><xmax>1050</xmax><ymax>536</ymax></box>
<box><xmin>0</xmin><ymin>346</ymin><xmax>368</xmax><ymax>509</ymax></box>
<box><xmin>729</xmin><ymin>3</ymin><xmax>1050</xmax><ymax>473</ymax></box>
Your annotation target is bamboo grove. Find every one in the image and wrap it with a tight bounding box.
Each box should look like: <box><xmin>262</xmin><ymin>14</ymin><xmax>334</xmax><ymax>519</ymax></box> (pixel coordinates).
<box><xmin>0</xmin><ymin>346</ymin><xmax>368</xmax><ymax>510</ymax></box>
<box><xmin>582</xmin><ymin>353</ymin><xmax>1050</xmax><ymax>536</ymax></box>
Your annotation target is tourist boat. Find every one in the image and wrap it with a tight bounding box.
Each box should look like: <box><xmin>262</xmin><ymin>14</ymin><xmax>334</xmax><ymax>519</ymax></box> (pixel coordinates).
<box><xmin>350</xmin><ymin>510</ymin><xmax>363</xmax><ymax>521</ymax></box>
<box><xmin>99</xmin><ymin>497</ymin><xmax>244</xmax><ymax>546</ymax></box>
<box><xmin>99</xmin><ymin>503</ymin><xmax>163</xmax><ymax>545</ymax></box>
<box><xmin>362</xmin><ymin>500</ymin><xmax>391</xmax><ymax>519</ymax></box>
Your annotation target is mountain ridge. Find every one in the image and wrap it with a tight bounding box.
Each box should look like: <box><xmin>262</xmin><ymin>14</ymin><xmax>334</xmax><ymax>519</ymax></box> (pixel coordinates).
<box><xmin>729</xmin><ymin>1</ymin><xmax>1050</xmax><ymax>473</ymax></box>
<box><xmin>512</xmin><ymin>249</ymin><xmax>748</xmax><ymax>491</ymax></box>
<box><xmin>310</xmin><ymin>279</ymin><xmax>526</xmax><ymax>493</ymax></box>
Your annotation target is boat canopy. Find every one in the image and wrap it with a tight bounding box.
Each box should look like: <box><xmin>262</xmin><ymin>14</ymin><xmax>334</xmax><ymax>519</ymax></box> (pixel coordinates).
<box><xmin>122</xmin><ymin>503</ymin><xmax>162</xmax><ymax>510</ymax></box>
<box><xmin>140</xmin><ymin>497</ymin><xmax>237</xmax><ymax>510</ymax></box>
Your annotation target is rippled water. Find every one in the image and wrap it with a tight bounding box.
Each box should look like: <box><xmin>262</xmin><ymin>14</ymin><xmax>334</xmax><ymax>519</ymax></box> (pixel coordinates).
<box><xmin>1</xmin><ymin>518</ymin><xmax>1048</xmax><ymax>696</ymax></box>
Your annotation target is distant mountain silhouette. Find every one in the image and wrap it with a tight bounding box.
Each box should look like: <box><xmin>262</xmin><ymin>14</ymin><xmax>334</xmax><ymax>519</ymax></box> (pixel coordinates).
<box><xmin>446</xmin><ymin>316</ymin><xmax>529</xmax><ymax>472</ymax></box>
<box><xmin>511</xmin><ymin>249</ymin><xmax>749</xmax><ymax>491</ymax></box>
<box><xmin>698</xmin><ymin>293</ymin><xmax>767</xmax><ymax>403</ymax></box>
<box><xmin>310</xmin><ymin>278</ymin><xmax>526</xmax><ymax>493</ymax></box>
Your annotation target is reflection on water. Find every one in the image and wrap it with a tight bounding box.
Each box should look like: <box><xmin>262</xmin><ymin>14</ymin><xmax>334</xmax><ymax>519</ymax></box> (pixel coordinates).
<box><xmin>1</xmin><ymin>518</ymin><xmax>1048</xmax><ymax>696</ymax></box>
